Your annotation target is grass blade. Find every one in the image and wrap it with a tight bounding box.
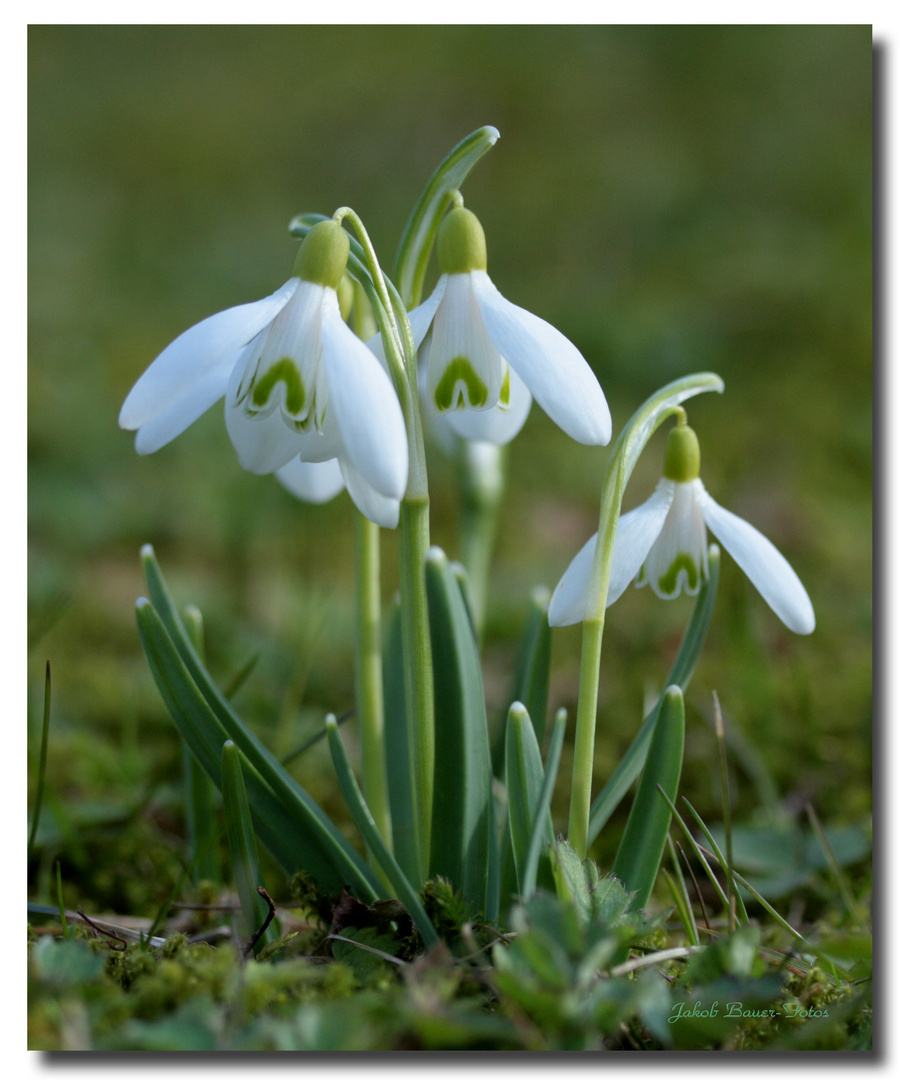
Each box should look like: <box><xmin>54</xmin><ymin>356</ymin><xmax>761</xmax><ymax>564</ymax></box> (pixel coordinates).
<box><xmin>611</xmin><ymin>686</ymin><xmax>685</xmax><ymax>911</ymax></box>
<box><xmin>325</xmin><ymin>716</ymin><xmax>440</xmax><ymax>949</ymax></box>
<box><xmin>680</xmin><ymin>797</ymin><xmax>749</xmax><ymax>924</ymax></box>
<box><xmin>426</xmin><ymin>547</ymin><xmax>492</xmax><ymax>915</ymax></box>
<box><xmin>588</xmin><ymin>546</ymin><xmax>720</xmax><ymax>844</ymax></box>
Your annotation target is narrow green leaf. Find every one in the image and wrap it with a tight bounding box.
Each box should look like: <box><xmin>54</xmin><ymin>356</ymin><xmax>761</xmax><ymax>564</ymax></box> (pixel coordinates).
<box><xmin>325</xmin><ymin>716</ymin><xmax>440</xmax><ymax>949</ymax></box>
<box><xmin>612</xmin><ymin>685</ymin><xmax>685</xmax><ymax>911</ymax></box>
<box><xmin>181</xmin><ymin>605</ymin><xmax>219</xmax><ymax>882</ymax></box>
<box><xmin>494</xmin><ymin>589</ymin><xmax>552</xmax><ymax>779</ymax></box>
<box><xmin>139</xmin><ymin>547</ymin><xmax>381</xmax><ymax>898</ymax></box>
<box><xmin>588</xmin><ymin>546</ymin><xmax>720</xmax><ymax>844</ymax></box>
<box><xmin>136</xmin><ymin>596</ymin><xmax>379</xmax><ymax>902</ymax></box>
<box><xmin>426</xmin><ymin>547</ymin><xmax>492</xmax><ymax>915</ymax></box>
<box><xmin>680</xmin><ymin>797</ymin><xmax>749</xmax><ymax>925</ymax></box>
<box><xmin>55</xmin><ymin>861</ymin><xmax>68</xmax><ymax>940</ymax></box>
<box><xmin>382</xmin><ymin>597</ymin><xmax>419</xmax><ymax>885</ymax></box>
<box><xmin>666</xmin><ymin>834</ymin><xmax>700</xmax><ymax>947</ymax></box>
<box><xmin>394</xmin><ymin>126</ymin><xmax>500</xmax><ymax>307</ymax></box>
<box><xmin>505</xmin><ymin>703</ymin><xmax>553</xmax><ymax>899</ymax></box>
<box><xmin>521</xmin><ymin>708</ymin><xmax>567</xmax><ymax>901</ymax></box>
<box><xmin>484</xmin><ymin>791</ymin><xmax>501</xmax><ymax>924</ymax></box>
<box><xmin>221</xmin><ymin>741</ymin><xmax>277</xmax><ymax>954</ymax></box>
<box><xmin>28</xmin><ymin>661</ymin><xmax>52</xmax><ymax>861</ymax></box>
<box><xmin>654</xmin><ymin>787</ymin><xmax>733</xmax><ymax>917</ymax></box>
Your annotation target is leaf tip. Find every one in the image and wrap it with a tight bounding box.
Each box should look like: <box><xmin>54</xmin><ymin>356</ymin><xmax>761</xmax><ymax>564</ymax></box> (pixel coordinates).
<box><xmin>425</xmin><ymin>545</ymin><xmax>447</xmax><ymax>567</ymax></box>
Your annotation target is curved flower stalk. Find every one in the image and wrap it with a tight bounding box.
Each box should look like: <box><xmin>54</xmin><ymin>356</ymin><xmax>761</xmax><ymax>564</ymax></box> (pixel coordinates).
<box><xmin>119</xmin><ymin>220</ymin><xmax>409</xmax><ymax>528</ymax></box>
<box><xmin>404</xmin><ymin>207</ymin><xmax>611</xmax><ymax>447</ymax></box>
<box><xmin>549</xmin><ymin>423</ymin><xmax>815</xmax><ymax>635</ymax></box>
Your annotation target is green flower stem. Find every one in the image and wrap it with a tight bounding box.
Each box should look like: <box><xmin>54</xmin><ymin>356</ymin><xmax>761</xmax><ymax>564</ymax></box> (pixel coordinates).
<box><xmin>398</xmin><ymin>493</ymin><xmax>434</xmax><ymax>876</ymax></box>
<box><xmin>568</xmin><ymin>619</ymin><xmax>604</xmax><ymax>858</ymax></box>
<box><xmin>333</xmin><ymin>207</ymin><xmax>435</xmax><ymax>879</ymax></box>
<box><xmin>458</xmin><ymin>442</ymin><xmax>506</xmax><ymax>639</ymax></box>
<box><xmin>567</xmin><ymin>373</ymin><xmax>725</xmax><ymax>859</ymax></box>
<box><xmin>355</xmin><ymin>511</ymin><xmax>392</xmax><ymax>856</ymax></box>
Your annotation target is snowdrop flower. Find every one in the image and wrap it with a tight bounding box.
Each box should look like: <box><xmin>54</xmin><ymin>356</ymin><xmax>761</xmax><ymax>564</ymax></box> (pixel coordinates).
<box><xmin>119</xmin><ymin>220</ymin><xmax>408</xmax><ymax>528</ymax></box>
<box><xmin>549</xmin><ymin>424</ymin><xmax>815</xmax><ymax>634</ymax></box>
<box><xmin>406</xmin><ymin>207</ymin><xmax>611</xmax><ymax>447</ymax></box>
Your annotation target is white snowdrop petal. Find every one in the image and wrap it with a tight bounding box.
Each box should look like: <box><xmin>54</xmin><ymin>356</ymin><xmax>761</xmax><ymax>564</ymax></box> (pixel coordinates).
<box><xmin>133</xmin><ymin>357</ymin><xmax>235</xmax><ymax>455</ymax></box>
<box><xmin>548</xmin><ymin>532</ymin><xmax>597</xmax><ymax>627</ymax></box>
<box><xmin>119</xmin><ymin>278</ymin><xmax>299</xmax><ymax>430</ymax></box>
<box><xmin>320</xmin><ymin>295</ymin><xmax>409</xmax><ymax>500</ymax></box>
<box><xmin>642</xmin><ymin>481</ymin><xmax>707</xmax><ymax>599</ymax></box>
<box><xmin>275</xmin><ymin>456</ymin><xmax>345</xmax><ymax>504</ymax></box>
<box><xmin>340</xmin><ymin>458</ymin><xmax>401</xmax><ymax>529</ymax></box>
<box><xmin>607</xmin><ymin>480</ymin><xmax>677</xmax><ymax>605</ymax></box>
<box><xmin>291</xmin><ymin>410</ymin><xmax>345</xmax><ymax>463</ymax></box>
<box><xmin>697</xmin><ymin>488</ymin><xmax>816</xmax><ymax>634</ymax></box>
<box><xmin>406</xmin><ymin>275</ymin><xmax>448</xmax><ymax>348</ymax></box>
<box><xmin>426</xmin><ymin>273</ymin><xmax>505</xmax><ymax>413</ymax></box>
<box><xmin>245</xmin><ymin>282</ymin><xmax>324</xmax><ymax>424</ymax></box>
<box><xmin>443</xmin><ymin>365</ymin><xmax>533</xmax><ymax>445</ymax></box>
<box><xmin>471</xmin><ymin>271</ymin><xmax>611</xmax><ymax>446</ymax></box>
<box><xmin>224</xmin><ymin>357</ymin><xmax>303</xmax><ymax>474</ymax></box>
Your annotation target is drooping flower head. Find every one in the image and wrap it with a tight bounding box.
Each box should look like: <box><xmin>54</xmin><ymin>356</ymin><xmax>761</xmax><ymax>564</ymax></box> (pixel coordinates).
<box><xmin>119</xmin><ymin>220</ymin><xmax>408</xmax><ymax>527</ymax></box>
<box><xmin>407</xmin><ymin>206</ymin><xmax>612</xmax><ymax>447</ymax></box>
<box><xmin>549</xmin><ymin>423</ymin><xmax>815</xmax><ymax>634</ymax></box>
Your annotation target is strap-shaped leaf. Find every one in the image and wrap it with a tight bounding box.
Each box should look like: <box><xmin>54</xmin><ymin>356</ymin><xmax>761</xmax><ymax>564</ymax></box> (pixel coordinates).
<box><xmin>494</xmin><ymin>588</ymin><xmax>552</xmax><ymax>779</ymax></box>
<box><xmin>611</xmin><ymin>686</ymin><xmax>685</xmax><ymax>911</ymax></box>
<box><xmin>221</xmin><ymin>740</ymin><xmax>277</xmax><ymax>954</ymax></box>
<box><xmin>505</xmin><ymin>703</ymin><xmax>553</xmax><ymax>899</ymax></box>
<box><xmin>521</xmin><ymin>708</ymin><xmax>567</xmax><ymax>901</ymax></box>
<box><xmin>587</xmin><ymin>546</ymin><xmax>720</xmax><ymax>844</ymax></box>
<box><xmin>382</xmin><ymin>598</ymin><xmax>419</xmax><ymax>885</ymax></box>
<box><xmin>394</xmin><ymin>126</ymin><xmax>500</xmax><ymax>307</ymax></box>
<box><xmin>426</xmin><ymin>547</ymin><xmax>492</xmax><ymax>914</ymax></box>
<box><xmin>136</xmin><ymin>587</ymin><xmax>379</xmax><ymax>902</ymax></box>
<box><xmin>325</xmin><ymin>716</ymin><xmax>440</xmax><ymax>949</ymax></box>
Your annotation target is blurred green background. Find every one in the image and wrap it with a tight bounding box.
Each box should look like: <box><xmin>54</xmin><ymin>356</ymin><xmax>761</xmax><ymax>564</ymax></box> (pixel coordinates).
<box><xmin>29</xmin><ymin>26</ymin><xmax>871</xmax><ymax>912</ymax></box>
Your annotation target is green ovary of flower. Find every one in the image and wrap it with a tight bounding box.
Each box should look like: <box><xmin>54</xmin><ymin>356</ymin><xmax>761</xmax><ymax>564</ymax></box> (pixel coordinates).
<box><xmin>252</xmin><ymin>358</ymin><xmax>306</xmax><ymax>415</ymax></box>
<box><xmin>434</xmin><ymin>357</ymin><xmax>489</xmax><ymax>411</ymax></box>
<box><xmin>657</xmin><ymin>553</ymin><xmax>701</xmax><ymax>595</ymax></box>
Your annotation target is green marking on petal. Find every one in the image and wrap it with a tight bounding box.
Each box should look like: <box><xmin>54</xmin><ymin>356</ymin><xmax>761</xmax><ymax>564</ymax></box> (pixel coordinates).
<box><xmin>657</xmin><ymin>553</ymin><xmax>700</xmax><ymax>596</ymax></box>
<box><xmin>499</xmin><ymin>365</ymin><xmax>511</xmax><ymax>407</ymax></box>
<box><xmin>252</xmin><ymin>358</ymin><xmax>306</xmax><ymax>416</ymax></box>
<box><xmin>434</xmin><ymin>357</ymin><xmax>489</xmax><ymax>411</ymax></box>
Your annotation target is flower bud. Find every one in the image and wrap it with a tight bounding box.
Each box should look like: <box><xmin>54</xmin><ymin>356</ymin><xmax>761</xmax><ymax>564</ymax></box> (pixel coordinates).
<box><xmin>293</xmin><ymin>220</ymin><xmax>350</xmax><ymax>290</ymax></box>
<box><xmin>437</xmin><ymin>207</ymin><xmax>488</xmax><ymax>275</ymax></box>
<box><xmin>663</xmin><ymin>424</ymin><xmax>701</xmax><ymax>483</ymax></box>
